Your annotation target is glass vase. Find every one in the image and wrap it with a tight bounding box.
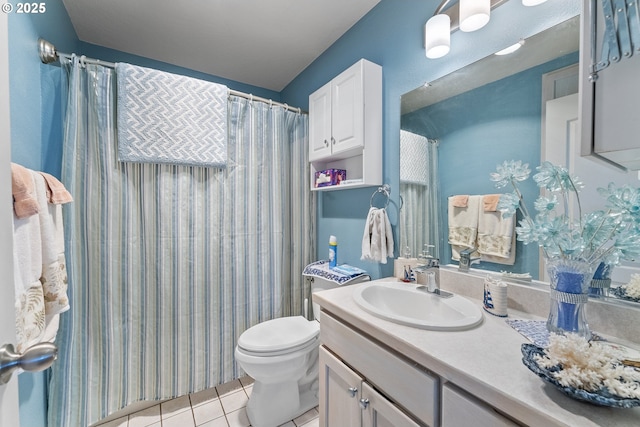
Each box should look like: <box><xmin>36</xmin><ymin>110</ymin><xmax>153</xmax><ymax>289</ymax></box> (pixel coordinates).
<box><xmin>545</xmin><ymin>257</ymin><xmax>596</xmax><ymax>340</ymax></box>
<box><xmin>589</xmin><ymin>261</ymin><xmax>612</xmax><ymax>298</ymax></box>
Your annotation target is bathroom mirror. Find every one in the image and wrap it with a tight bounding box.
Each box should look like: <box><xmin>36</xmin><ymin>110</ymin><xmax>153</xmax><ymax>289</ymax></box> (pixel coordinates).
<box><xmin>400</xmin><ymin>14</ymin><xmax>640</xmax><ymax>306</ymax></box>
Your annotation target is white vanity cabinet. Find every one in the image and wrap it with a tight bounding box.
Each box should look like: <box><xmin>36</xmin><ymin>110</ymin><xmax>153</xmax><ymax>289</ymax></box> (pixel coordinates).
<box><xmin>319</xmin><ymin>347</ymin><xmax>422</xmax><ymax>427</ymax></box>
<box><xmin>320</xmin><ymin>312</ymin><xmax>439</xmax><ymax>427</ymax></box>
<box><xmin>308</xmin><ymin>59</ymin><xmax>382</xmax><ymax>191</ymax></box>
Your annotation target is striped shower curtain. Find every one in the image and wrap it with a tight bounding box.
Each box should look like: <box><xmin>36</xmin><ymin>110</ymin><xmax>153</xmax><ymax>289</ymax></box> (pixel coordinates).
<box><xmin>48</xmin><ymin>57</ymin><xmax>315</xmax><ymax>427</ymax></box>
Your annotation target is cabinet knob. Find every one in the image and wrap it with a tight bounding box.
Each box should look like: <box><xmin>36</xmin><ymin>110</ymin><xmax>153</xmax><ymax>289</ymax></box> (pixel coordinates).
<box><xmin>331</xmin><ymin>137</ymin><xmax>336</xmax><ymax>145</ymax></box>
<box><xmin>324</xmin><ymin>139</ymin><xmax>329</xmax><ymax>147</ymax></box>
<box><xmin>347</xmin><ymin>386</ymin><xmax>358</xmax><ymax>397</ymax></box>
<box><xmin>359</xmin><ymin>398</ymin><xmax>370</xmax><ymax>409</ymax></box>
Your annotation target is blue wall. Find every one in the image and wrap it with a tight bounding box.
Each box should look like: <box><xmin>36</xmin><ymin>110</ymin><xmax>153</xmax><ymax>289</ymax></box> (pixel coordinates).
<box><xmin>281</xmin><ymin>0</ymin><xmax>580</xmax><ymax>279</ymax></box>
<box><xmin>9</xmin><ymin>0</ymin><xmax>581</xmax><ymax>424</ymax></box>
<box><xmin>402</xmin><ymin>53</ymin><xmax>579</xmax><ymax>277</ymax></box>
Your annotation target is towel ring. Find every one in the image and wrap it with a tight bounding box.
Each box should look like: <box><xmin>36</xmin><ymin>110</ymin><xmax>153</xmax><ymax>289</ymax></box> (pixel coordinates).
<box><xmin>370</xmin><ymin>184</ymin><xmax>391</xmax><ymax>209</ymax></box>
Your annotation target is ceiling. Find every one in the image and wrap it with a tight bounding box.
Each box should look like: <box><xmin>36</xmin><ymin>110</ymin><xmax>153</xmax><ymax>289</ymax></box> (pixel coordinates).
<box><xmin>62</xmin><ymin>0</ymin><xmax>381</xmax><ymax>92</ymax></box>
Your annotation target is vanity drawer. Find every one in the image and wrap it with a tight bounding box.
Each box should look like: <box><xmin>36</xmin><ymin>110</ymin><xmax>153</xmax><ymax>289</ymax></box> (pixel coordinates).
<box><xmin>320</xmin><ymin>311</ymin><xmax>439</xmax><ymax>426</ymax></box>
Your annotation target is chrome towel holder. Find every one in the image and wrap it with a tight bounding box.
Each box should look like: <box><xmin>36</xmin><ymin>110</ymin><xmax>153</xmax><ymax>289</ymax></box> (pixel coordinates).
<box><xmin>370</xmin><ymin>184</ymin><xmax>391</xmax><ymax>209</ymax></box>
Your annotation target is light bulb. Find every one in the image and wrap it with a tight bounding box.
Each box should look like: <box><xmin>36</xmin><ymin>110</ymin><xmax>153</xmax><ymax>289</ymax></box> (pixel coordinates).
<box><xmin>459</xmin><ymin>0</ymin><xmax>490</xmax><ymax>32</ymax></box>
<box><xmin>425</xmin><ymin>14</ymin><xmax>451</xmax><ymax>59</ymax></box>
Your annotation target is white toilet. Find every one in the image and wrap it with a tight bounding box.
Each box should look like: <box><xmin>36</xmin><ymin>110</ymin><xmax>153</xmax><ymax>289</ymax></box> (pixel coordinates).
<box><xmin>235</xmin><ymin>273</ymin><xmax>368</xmax><ymax>427</ymax></box>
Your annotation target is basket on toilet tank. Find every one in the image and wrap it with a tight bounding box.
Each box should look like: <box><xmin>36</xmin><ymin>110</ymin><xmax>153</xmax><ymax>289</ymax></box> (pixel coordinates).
<box><xmin>303</xmin><ymin>260</ymin><xmax>371</xmax><ymax>319</ymax></box>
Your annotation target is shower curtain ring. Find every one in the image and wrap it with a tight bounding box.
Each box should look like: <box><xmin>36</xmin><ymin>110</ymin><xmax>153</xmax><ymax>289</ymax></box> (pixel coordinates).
<box><xmin>79</xmin><ymin>55</ymin><xmax>87</xmax><ymax>68</ymax></box>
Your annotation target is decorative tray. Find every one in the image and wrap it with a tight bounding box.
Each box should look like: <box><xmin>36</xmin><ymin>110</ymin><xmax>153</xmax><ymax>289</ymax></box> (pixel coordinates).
<box><xmin>521</xmin><ymin>343</ymin><xmax>640</xmax><ymax>408</ymax></box>
<box><xmin>611</xmin><ymin>286</ymin><xmax>640</xmax><ymax>303</ymax></box>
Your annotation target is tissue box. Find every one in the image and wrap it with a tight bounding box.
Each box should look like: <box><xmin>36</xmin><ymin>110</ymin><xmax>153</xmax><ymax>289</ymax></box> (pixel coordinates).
<box><xmin>315</xmin><ymin>169</ymin><xmax>346</xmax><ymax>188</ymax></box>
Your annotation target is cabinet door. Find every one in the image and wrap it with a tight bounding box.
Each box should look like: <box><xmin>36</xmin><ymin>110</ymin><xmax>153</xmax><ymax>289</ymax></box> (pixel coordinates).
<box><xmin>331</xmin><ymin>61</ymin><xmax>364</xmax><ymax>155</ymax></box>
<box><xmin>361</xmin><ymin>382</ymin><xmax>422</xmax><ymax>427</ymax></box>
<box><xmin>442</xmin><ymin>383</ymin><xmax>520</xmax><ymax>427</ymax></box>
<box><xmin>308</xmin><ymin>81</ymin><xmax>332</xmax><ymax>161</ymax></box>
<box><xmin>319</xmin><ymin>346</ymin><xmax>362</xmax><ymax>427</ymax></box>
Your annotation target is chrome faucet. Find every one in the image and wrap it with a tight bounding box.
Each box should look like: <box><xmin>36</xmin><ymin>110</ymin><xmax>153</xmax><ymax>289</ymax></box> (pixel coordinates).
<box><xmin>459</xmin><ymin>248</ymin><xmax>480</xmax><ymax>272</ymax></box>
<box><xmin>414</xmin><ymin>249</ymin><xmax>453</xmax><ymax>298</ymax></box>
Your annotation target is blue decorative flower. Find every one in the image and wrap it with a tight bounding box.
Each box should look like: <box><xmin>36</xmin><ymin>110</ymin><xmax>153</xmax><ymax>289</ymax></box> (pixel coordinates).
<box><xmin>490</xmin><ymin>160</ymin><xmax>530</xmax><ymax>189</ymax></box>
<box><xmin>534</xmin><ymin>195</ymin><xmax>557</xmax><ymax>213</ymax></box>
<box><xmin>496</xmin><ymin>192</ymin><xmax>520</xmax><ymax>218</ymax></box>
<box><xmin>490</xmin><ymin>160</ymin><xmax>640</xmax><ymax>265</ymax></box>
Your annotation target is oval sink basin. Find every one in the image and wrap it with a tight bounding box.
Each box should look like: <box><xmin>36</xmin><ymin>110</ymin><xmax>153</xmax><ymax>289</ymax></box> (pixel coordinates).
<box><xmin>353</xmin><ymin>282</ymin><xmax>483</xmax><ymax>331</ymax></box>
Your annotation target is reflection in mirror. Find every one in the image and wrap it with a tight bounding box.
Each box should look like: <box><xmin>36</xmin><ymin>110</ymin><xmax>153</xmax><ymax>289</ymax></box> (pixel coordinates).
<box><xmin>399</xmin><ymin>133</ymin><xmax>440</xmax><ymax>260</ymax></box>
<box><xmin>400</xmin><ymin>14</ymin><xmax>640</xmax><ymax>308</ymax></box>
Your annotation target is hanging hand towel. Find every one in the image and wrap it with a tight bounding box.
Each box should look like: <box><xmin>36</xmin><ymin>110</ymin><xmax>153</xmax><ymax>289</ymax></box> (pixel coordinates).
<box><xmin>39</xmin><ymin>172</ymin><xmax>73</xmax><ymax>204</ymax></box>
<box><xmin>33</xmin><ymin>172</ymin><xmax>70</xmax><ymax>320</ymax></box>
<box><xmin>12</xmin><ymin>172</ymin><xmax>46</xmax><ymax>352</ymax></box>
<box><xmin>477</xmin><ymin>198</ymin><xmax>516</xmax><ymax>265</ymax></box>
<box><xmin>115</xmin><ymin>63</ymin><xmax>229</xmax><ymax>168</ymax></box>
<box><xmin>448</xmin><ymin>195</ymin><xmax>480</xmax><ymax>252</ymax></box>
<box><xmin>11</xmin><ymin>163</ymin><xmax>39</xmax><ymax>218</ymax></box>
<box><xmin>361</xmin><ymin>207</ymin><xmax>394</xmax><ymax>264</ymax></box>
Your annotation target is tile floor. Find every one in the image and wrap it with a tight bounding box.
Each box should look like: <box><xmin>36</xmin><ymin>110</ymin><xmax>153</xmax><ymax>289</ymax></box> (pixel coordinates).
<box><xmin>95</xmin><ymin>376</ymin><xmax>319</xmax><ymax>427</ymax></box>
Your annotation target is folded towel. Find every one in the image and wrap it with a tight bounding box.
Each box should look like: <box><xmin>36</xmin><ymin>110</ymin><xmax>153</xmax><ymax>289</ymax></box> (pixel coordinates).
<box><xmin>115</xmin><ymin>62</ymin><xmax>229</xmax><ymax>168</ymax></box>
<box><xmin>302</xmin><ymin>260</ymin><xmax>369</xmax><ymax>285</ymax></box>
<box><xmin>33</xmin><ymin>172</ymin><xmax>70</xmax><ymax>319</ymax></box>
<box><xmin>483</xmin><ymin>194</ymin><xmax>500</xmax><ymax>212</ymax></box>
<box><xmin>39</xmin><ymin>172</ymin><xmax>73</xmax><ymax>204</ymax></box>
<box><xmin>451</xmin><ymin>195</ymin><xmax>469</xmax><ymax>208</ymax></box>
<box><xmin>361</xmin><ymin>208</ymin><xmax>394</xmax><ymax>264</ymax></box>
<box><xmin>11</xmin><ymin>163</ymin><xmax>39</xmax><ymax>218</ymax></box>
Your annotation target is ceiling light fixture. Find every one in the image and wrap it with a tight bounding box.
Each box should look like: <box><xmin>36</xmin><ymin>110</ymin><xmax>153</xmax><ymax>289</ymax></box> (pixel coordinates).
<box><xmin>459</xmin><ymin>0</ymin><xmax>490</xmax><ymax>32</ymax></box>
<box><xmin>522</xmin><ymin>0</ymin><xmax>548</xmax><ymax>6</ymax></box>
<box><xmin>424</xmin><ymin>0</ymin><xmax>546</xmax><ymax>59</ymax></box>
<box><xmin>494</xmin><ymin>39</ymin><xmax>525</xmax><ymax>55</ymax></box>
<box><xmin>425</xmin><ymin>14</ymin><xmax>451</xmax><ymax>59</ymax></box>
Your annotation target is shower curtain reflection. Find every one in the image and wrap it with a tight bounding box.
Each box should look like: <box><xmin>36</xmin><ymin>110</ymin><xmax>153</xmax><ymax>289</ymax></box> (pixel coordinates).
<box><xmin>48</xmin><ymin>57</ymin><xmax>314</xmax><ymax>427</ymax></box>
<box><xmin>399</xmin><ymin>131</ymin><xmax>440</xmax><ymax>259</ymax></box>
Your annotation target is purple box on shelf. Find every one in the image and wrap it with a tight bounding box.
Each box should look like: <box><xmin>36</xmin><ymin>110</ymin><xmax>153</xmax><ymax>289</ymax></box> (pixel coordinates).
<box><xmin>315</xmin><ymin>169</ymin><xmax>346</xmax><ymax>188</ymax></box>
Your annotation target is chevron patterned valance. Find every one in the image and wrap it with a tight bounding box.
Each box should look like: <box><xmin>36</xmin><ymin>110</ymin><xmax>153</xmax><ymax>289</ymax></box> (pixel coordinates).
<box><xmin>115</xmin><ymin>63</ymin><xmax>228</xmax><ymax>168</ymax></box>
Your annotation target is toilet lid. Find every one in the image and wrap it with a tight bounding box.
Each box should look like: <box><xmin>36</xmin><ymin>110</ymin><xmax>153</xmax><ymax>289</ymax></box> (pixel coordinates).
<box><xmin>237</xmin><ymin>316</ymin><xmax>319</xmax><ymax>354</ymax></box>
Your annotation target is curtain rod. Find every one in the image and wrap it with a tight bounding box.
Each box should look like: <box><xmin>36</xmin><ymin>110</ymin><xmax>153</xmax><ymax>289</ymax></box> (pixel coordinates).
<box><xmin>38</xmin><ymin>38</ymin><xmax>305</xmax><ymax>114</ymax></box>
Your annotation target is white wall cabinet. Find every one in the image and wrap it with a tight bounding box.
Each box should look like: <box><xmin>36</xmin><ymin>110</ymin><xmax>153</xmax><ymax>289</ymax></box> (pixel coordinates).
<box><xmin>579</xmin><ymin>0</ymin><xmax>640</xmax><ymax>170</ymax></box>
<box><xmin>308</xmin><ymin>59</ymin><xmax>382</xmax><ymax>191</ymax></box>
<box><xmin>319</xmin><ymin>347</ymin><xmax>421</xmax><ymax>427</ymax></box>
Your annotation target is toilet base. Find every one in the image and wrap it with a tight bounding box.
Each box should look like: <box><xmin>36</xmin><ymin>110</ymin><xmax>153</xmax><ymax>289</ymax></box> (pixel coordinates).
<box><xmin>246</xmin><ymin>379</ymin><xmax>318</xmax><ymax>427</ymax></box>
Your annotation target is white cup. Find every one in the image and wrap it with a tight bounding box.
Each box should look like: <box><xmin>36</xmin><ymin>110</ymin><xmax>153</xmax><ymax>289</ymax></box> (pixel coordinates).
<box><xmin>483</xmin><ymin>276</ymin><xmax>508</xmax><ymax>317</ymax></box>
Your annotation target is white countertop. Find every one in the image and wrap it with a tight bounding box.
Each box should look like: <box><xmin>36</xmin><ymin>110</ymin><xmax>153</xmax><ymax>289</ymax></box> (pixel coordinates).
<box><xmin>313</xmin><ymin>276</ymin><xmax>640</xmax><ymax>427</ymax></box>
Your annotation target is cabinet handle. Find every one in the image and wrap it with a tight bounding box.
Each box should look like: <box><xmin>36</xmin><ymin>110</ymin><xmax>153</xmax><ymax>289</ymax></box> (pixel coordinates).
<box><xmin>348</xmin><ymin>386</ymin><xmax>358</xmax><ymax>397</ymax></box>
<box><xmin>324</xmin><ymin>139</ymin><xmax>329</xmax><ymax>147</ymax></box>
<box><xmin>331</xmin><ymin>137</ymin><xmax>336</xmax><ymax>145</ymax></box>
<box><xmin>359</xmin><ymin>398</ymin><xmax>370</xmax><ymax>409</ymax></box>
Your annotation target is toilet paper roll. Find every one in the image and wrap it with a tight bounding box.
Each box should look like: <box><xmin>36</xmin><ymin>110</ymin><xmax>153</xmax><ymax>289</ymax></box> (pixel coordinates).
<box><xmin>483</xmin><ymin>276</ymin><xmax>508</xmax><ymax>317</ymax></box>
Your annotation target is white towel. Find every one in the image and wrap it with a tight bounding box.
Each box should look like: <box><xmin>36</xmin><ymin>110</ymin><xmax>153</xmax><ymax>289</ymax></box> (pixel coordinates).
<box><xmin>115</xmin><ymin>62</ymin><xmax>229</xmax><ymax>168</ymax></box>
<box><xmin>33</xmin><ymin>172</ymin><xmax>70</xmax><ymax>321</ymax></box>
<box><xmin>448</xmin><ymin>195</ymin><xmax>481</xmax><ymax>260</ymax></box>
<box><xmin>12</xmin><ymin>173</ymin><xmax>46</xmax><ymax>352</ymax></box>
<box><xmin>361</xmin><ymin>208</ymin><xmax>394</xmax><ymax>264</ymax></box>
<box><xmin>477</xmin><ymin>208</ymin><xmax>515</xmax><ymax>260</ymax></box>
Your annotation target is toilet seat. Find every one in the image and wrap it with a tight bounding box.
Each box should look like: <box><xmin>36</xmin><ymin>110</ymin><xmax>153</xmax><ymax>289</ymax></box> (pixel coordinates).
<box><xmin>237</xmin><ymin>316</ymin><xmax>319</xmax><ymax>357</ymax></box>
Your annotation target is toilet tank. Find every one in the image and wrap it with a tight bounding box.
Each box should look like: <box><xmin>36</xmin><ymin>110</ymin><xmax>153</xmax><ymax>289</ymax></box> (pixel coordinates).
<box><xmin>311</xmin><ymin>275</ymin><xmax>370</xmax><ymax>321</ymax></box>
